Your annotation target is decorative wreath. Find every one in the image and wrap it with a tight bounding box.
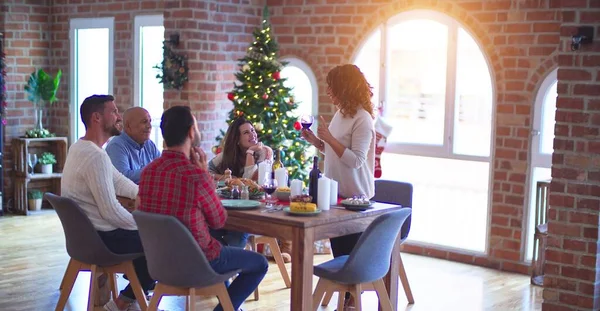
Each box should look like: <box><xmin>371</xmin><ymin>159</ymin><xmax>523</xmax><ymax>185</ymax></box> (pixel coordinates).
<box><xmin>154</xmin><ymin>40</ymin><xmax>188</xmax><ymax>90</ymax></box>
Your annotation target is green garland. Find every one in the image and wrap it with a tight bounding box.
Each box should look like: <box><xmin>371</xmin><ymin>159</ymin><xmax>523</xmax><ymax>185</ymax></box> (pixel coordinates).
<box><xmin>154</xmin><ymin>41</ymin><xmax>188</xmax><ymax>90</ymax></box>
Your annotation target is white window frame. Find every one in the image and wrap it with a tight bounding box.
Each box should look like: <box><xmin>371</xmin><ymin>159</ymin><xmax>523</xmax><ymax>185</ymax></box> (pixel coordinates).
<box><xmin>523</xmin><ymin>68</ymin><xmax>557</xmax><ymax>261</ymax></box>
<box><xmin>133</xmin><ymin>14</ymin><xmax>164</xmax><ymax>108</ymax></box>
<box><xmin>280</xmin><ymin>57</ymin><xmax>319</xmax><ymax>126</ymax></box>
<box><xmin>356</xmin><ymin>10</ymin><xmax>496</xmax><ymax>164</ymax></box>
<box><xmin>351</xmin><ymin>9</ymin><xmax>496</xmax><ymax>254</ymax></box>
<box><xmin>69</xmin><ymin>17</ymin><xmax>115</xmax><ymax>144</ymax></box>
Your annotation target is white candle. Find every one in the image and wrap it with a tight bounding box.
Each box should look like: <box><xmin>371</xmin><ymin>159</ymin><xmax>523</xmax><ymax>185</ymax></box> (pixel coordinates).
<box><xmin>257</xmin><ymin>162</ymin><xmax>269</xmax><ymax>184</ymax></box>
<box><xmin>318</xmin><ymin>177</ymin><xmax>331</xmax><ymax>211</ymax></box>
<box><xmin>329</xmin><ymin>179</ymin><xmax>338</xmax><ymax>205</ymax></box>
<box><xmin>275</xmin><ymin>167</ymin><xmax>288</xmax><ymax>188</ymax></box>
<box><xmin>290</xmin><ymin>179</ymin><xmax>303</xmax><ymax>197</ymax></box>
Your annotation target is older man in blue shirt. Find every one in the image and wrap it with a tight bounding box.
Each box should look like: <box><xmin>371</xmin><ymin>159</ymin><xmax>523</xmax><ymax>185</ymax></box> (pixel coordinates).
<box><xmin>106</xmin><ymin>107</ymin><xmax>160</xmax><ymax>184</ymax></box>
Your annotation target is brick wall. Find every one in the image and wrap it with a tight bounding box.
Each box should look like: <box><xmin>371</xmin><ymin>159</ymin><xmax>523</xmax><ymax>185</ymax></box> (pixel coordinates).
<box><xmin>542</xmin><ymin>1</ymin><xmax>600</xmax><ymax>310</ymax></box>
<box><xmin>162</xmin><ymin>0</ymin><xmax>262</xmax><ymax>151</ymax></box>
<box><xmin>1</xmin><ymin>0</ymin><xmax>52</xmax><ymax>209</ymax></box>
<box><xmin>1</xmin><ymin>0</ymin><xmax>260</xmax><ymax>208</ymax></box>
<box><xmin>268</xmin><ymin>0</ymin><xmax>563</xmax><ymax>275</ymax></box>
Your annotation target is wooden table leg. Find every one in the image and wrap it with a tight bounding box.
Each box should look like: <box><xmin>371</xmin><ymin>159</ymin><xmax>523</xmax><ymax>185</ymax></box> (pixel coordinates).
<box><xmin>291</xmin><ymin>227</ymin><xmax>314</xmax><ymax>311</ymax></box>
<box><xmin>381</xmin><ymin>238</ymin><xmax>400</xmax><ymax>311</ymax></box>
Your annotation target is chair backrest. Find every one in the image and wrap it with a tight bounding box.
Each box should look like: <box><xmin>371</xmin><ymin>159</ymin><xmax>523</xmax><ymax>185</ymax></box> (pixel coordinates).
<box><xmin>337</xmin><ymin>208</ymin><xmax>412</xmax><ymax>284</ymax></box>
<box><xmin>45</xmin><ymin>193</ymin><xmax>125</xmax><ymax>266</ymax></box>
<box><xmin>132</xmin><ymin>211</ymin><xmax>230</xmax><ymax>288</ymax></box>
<box><xmin>373</xmin><ymin>180</ymin><xmax>412</xmax><ymax>241</ymax></box>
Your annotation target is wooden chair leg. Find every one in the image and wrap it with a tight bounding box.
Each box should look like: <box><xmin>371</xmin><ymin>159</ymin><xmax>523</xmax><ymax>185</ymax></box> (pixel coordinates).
<box><xmin>87</xmin><ymin>265</ymin><xmax>99</xmax><ymax>311</ymax></box>
<box><xmin>55</xmin><ymin>260</ymin><xmax>81</xmax><ymax>311</ymax></box>
<box><xmin>351</xmin><ymin>284</ymin><xmax>362</xmax><ymax>311</ymax></box>
<box><xmin>312</xmin><ymin>279</ymin><xmax>327</xmax><ymax>311</ymax></box>
<box><xmin>372</xmin><ymin>279</ymin><xmax>393</xmax><ymax>311</ymax></box>
<box><xmin>250</xmin><ymin>236</ymin><xmax>260</xmax><ymax>301</ymax></box>
<box><xmin>398</xmin><ymin>254</ymin><xmax>414</xmax><ymax>304</ymax></box>
<box><xmin>322</xmin><ymin>291</ymin><xmax>334</xmax><ymax>306</ymax></box>
<box><xmin>124</xmin><ymin>262</ymin><xmax>148</xmax><ymax>311</ymax></box>
<box><xmin>148</xmin><ymin>283</ymin><xmax>164</xmax><ymax>311</ymax></box>
<box><xmin>215</xmin><ymin>283</ymin><xmax>235</xmax><ymax>311</ymax></box>
<box><xmin>58</xmin><ymin>258</ymin><xmax>74</xmax><ymax>290</ymax></box>
<box><xmin>109</xmin><ymin>273</ymin><xmax>119</xmax><ymax>301</ymax></box>
<box><xmin>187</xmin><ymin>287</ymin><xmax>196</xmax><ymax>311</ymax></box>
<box><xmin>266</xmin><ymin>237</ymin><xmax>291</xmax><ymax>288</ymax></box>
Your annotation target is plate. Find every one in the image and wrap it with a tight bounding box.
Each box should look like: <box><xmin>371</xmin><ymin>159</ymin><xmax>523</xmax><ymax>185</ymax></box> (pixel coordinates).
<box><xmin>340</xmin><ymin>199</ymin><xmax>374</xmax><ymax>210</ymax></box>
<box><xmin>283</xmin><ymin>207</ymin><xmax>322</xmax><ymax>216</ymax></box>
<box><xmin>221</xmin><ymin>200</ymin><xmax>261</xmax><ymax>210</ymax></box>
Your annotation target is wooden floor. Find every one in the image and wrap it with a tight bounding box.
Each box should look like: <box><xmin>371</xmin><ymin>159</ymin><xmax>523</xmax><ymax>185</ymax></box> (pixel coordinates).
<box><xmin>0</xmin><ymin>210</ymin><xmax>543</xmax><ymax>311</ymax></box>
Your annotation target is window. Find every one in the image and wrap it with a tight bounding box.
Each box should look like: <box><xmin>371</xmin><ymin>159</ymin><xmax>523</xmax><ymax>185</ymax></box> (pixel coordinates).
<box><xmin>280</xmin><ymin>58</ymin><xmax>318</xmax><ymax>119</ymax></box>
<box><xmin>134</xmin><ymin>15</ymin><xmax>165</xmax><ymax>150</ymax></box>
<box><xmin>69</xmin><ymin>18</ymin><xmax>114</xmax><ymax>143</ymax></box>
<box><xmin>525</xmin><ymin>69</ymin><xmax>556</xmax><ymax>261</ymax></box>
<box><xmin>354</xmin><ymin>10</ymin><xmax>494</xmax><ymax>252</ymax></box>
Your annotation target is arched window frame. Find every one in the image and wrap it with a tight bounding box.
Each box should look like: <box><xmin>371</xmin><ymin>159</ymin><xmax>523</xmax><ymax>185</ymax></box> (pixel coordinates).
<box><xmin>352</xmin><ymin>9</ymin><xmax>496</xmax><ymax>163</ymax></box>
<box><xmin>280</xmin><ymin>57</ymin><xmax>319</xmax><ymax>120</ymax></box>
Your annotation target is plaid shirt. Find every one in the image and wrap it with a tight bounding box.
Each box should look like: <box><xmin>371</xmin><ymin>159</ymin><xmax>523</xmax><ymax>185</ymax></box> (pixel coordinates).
<box><xmin>138</xmin><ymin>150</ymin><xmax>226</xmax><ymax>261</ymax></box>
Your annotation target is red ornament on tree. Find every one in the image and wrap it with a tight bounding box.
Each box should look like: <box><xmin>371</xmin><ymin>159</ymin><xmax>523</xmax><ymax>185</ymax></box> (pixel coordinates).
<box><xmin>293</xmin><ymin>121</ymin><xmax>302</xmax><ymax>131</ymax></box>
<box><xmin>216</xmin><ymin>147</ymin><xmax>222</xmax><ymax>154</ymax></box>
<box><xmin>272</xmin><ymin>71</ymin><xmax>280</xmax><ymax>80</ymax></box>
<box><xmin>227</xmin><ymin>92</ymin><xmax>235</xmax><ymax>101</ymax></box>
<box><xmin>262</xmin><ymin>93</ymin><xmax>269</xmax><ymax>100</ymax></box>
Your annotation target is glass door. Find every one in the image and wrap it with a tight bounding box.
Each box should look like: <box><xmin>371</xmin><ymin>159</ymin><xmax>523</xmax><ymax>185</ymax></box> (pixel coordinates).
<box><xmin>525</xmin><ymin>69</ymin><xmax>557</xmax><ymax>260</ymax></box>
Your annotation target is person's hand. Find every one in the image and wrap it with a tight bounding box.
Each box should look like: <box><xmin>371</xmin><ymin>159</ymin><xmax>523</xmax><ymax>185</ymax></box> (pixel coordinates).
<box><xmin>191</xmin><ymin>146</ymin><xmax>208</xmax><ymax>171</ymax></box>
<box><xmin>248</xmin><ymin>142</ymin><xmax>263</xmax><ymax>152</ymax></box>
<box><xmin>317</xmin><ymin>116</ymin><xmax>333</xmax><ymax>143</ymax></box>
<box><xmin>301</xmin><ymin>128</ymin><xmax>320</xmax><ymax>146</ymax></box>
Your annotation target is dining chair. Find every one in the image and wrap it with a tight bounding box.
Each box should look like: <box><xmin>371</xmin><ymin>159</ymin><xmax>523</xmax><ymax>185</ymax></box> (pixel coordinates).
<box><xmin>320</xmin><ymin>180</ymin><xmax>415</xmax><ymax>307</ymax></box>
<box><xmin>312</xmin><ymin>208</ymin><xmax>412</xmax><ymax>311</ymax></box>
<box><xmin>248</xmin><ymin>235</ymin><xmax>291</xmax><ymax>300</ymax></box>
<box><xmin>132</xmin><ymin>211</ymin><xmax>238</xmax><ymax>311</ymax></box>
<box><xmin>45</xmin><ymin>193</ymin><xmax>148</xmax><ymax>311</ymax></box>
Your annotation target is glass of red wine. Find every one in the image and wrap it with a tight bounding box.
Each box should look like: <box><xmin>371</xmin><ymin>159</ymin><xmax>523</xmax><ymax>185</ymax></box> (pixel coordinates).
<box><xmin>300</xmin><ymin>115</ymin><xmax>314</xmax><ymax>130</ymax></box>
<box><xmin>262</xmin><ymin>173</ymin><xmax>278</xmax><ymax>208</ymax></box>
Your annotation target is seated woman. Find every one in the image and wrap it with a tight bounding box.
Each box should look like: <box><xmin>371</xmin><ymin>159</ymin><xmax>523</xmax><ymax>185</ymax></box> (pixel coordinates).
<box><xmin>208</xmin><ymin>117</ymin><xmax>272</xmax><ymax>249</ymax></box>
<box><xmin>209</xmin><ymin>117</ymin><xmax>272</xmax><ymax>181</ymax></box>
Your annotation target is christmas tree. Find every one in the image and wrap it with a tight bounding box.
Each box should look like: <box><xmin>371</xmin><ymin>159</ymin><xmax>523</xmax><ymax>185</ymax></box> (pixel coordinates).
<box><xmin>213</xmin><ymin>6</ymin><xmax>313</xmax><ymax>181</ymax></box>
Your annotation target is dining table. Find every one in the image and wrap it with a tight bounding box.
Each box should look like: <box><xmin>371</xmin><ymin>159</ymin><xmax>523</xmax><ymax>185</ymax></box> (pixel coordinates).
<box><xmin>223</xmin><ymin>201</ymin><xmax>404</xmax><ymax>311</ymax></box>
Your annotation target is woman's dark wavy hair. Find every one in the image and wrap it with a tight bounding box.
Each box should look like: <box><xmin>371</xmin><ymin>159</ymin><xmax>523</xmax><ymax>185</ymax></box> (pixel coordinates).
<box><xmin>218</xmin><ymin>117</ymin><xmax>253</xmax><ymax>176</ymax></box>
<box><xmin>326</xmin><ymin>64</ymin><xmax>375</xmax><ymax>118</ymax></box>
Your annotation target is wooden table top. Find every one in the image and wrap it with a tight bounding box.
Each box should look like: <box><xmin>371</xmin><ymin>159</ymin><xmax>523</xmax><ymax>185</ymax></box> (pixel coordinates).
<box><xmin>226</xmin><ymin>202</ymin><xmax>402</xmax><ymax>228</ymax></box>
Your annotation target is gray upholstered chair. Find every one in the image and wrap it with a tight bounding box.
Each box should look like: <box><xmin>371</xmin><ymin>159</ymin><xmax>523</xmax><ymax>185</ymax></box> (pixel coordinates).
<box><xmin>132</xmin><ymin>211</ymin><xmax>238</xmax><ymax>311</ymax></box>
<box><xmin>312</xmin><ymin>208</ymin><xmax>412</xmax><ymax>311</ymax></box>
<box><xmin>372</xmin><ymin>180</ymin><xmax>414</xmax><ymax>304</ymax></box>
<box><xmin>45</xmin><ymin>193</ymin><xmax>148</xmax><ymax>311</ymax></box>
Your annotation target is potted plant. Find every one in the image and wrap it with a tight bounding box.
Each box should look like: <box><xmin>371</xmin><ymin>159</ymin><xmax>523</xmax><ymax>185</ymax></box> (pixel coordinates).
<box><xmin>27</xmin><ymin>190</ymin><xmax>43</xmax><ymax>211</ymax></box>
<box><xmin>24</xmin><ymin>68</ymin><xmax>62</xmax><ymax>131</ymax></box>
<box><xmin>38</xmin><ymin>152</ymin><xmax>57</xmax><ymax>174</ymax></box>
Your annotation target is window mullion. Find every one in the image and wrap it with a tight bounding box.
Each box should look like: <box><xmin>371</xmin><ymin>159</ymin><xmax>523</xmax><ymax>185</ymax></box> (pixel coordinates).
<box><xmin>444</xmin><ymin>23</ymin><xmax>459</xmax><ymax>156</ymax></box>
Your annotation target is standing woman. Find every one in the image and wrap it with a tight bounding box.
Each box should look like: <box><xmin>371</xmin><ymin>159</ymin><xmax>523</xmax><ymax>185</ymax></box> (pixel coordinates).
<box><xmin>302</xmin><ymin>64</ymin><xmax>375</xmax><ymax>304</ymax></box>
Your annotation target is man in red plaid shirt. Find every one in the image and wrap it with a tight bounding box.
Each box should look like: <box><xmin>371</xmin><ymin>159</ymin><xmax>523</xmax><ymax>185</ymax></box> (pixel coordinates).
<box><xmin>138</xmin><ymin>106</ymin><xmax>268</xmax><ymax>311</ymax></box>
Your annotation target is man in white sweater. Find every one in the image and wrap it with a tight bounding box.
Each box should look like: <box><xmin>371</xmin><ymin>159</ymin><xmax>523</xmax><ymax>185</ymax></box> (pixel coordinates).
<box><xmin>61</xmin><ymin>95</ymin><xmax>155</xmax><ymax>311</ymax></box>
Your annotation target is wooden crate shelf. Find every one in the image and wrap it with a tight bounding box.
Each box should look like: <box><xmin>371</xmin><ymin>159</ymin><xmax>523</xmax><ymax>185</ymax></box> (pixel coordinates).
<box><xmin>12</xmin><ymin>137</ymin><xmax>68</xmax><ymax>215</ymax></box>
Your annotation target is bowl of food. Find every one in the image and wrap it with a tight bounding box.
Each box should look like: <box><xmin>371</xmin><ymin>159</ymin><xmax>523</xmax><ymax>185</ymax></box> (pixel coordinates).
<box><xmin>275</xmin><ymin>186</ymin><xmax>291</xmax><ymax>201</ymax></box>
<box><xmin>290</xmin><ymin>194</ymin><xmax>313</xmax><ymax>203</ymax></box>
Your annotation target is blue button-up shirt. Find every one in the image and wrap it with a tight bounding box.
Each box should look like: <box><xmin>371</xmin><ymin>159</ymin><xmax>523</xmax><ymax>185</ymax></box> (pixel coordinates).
<box><xmin>105</xmin><ymin>132</ymin><xmax>161</xmax><ymax>184</ymax></box>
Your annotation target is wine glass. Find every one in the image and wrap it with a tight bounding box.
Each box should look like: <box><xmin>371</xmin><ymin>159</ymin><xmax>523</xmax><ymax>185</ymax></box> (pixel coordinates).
<box><xmin>300</xmin><ymin>115</ymin><xmax>314</xmax><ymax>130</ymax></box>
<box><xmin>27</xmin><ymin>153</ymin><xmax>38</xmax><ymax>175</ymax></box>
<box><xmin>262</xmin><ymin>173</ymin><xmax>278</xmax><ymax>208</ymax></box>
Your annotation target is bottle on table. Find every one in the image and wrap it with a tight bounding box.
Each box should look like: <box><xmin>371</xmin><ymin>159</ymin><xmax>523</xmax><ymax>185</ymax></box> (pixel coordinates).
<box><xmin>231</xmin><ymin>185</ymin><xmax>241</xmax><ymax>199</ymax></box>
<box><xmin>308</xmin><ymin>156</ymin><xmax>321</xmax><ymax>204</ymax></box>
<box><xmin>241</xmin><ymin>185</ymin><xmax>250</xmax><ymax>200</ymax></box>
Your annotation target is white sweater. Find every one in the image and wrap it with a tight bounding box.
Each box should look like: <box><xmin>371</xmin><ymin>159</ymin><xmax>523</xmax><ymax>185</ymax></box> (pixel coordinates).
<box><xmin>323</xmin><ymin>109</ymin><xmax>375</xmax><ymax>199</ymax></box>
<box><xmin>61</xmin><ymin>140</ymin><xmax>139</xmax><ymax>231</ymax></box>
